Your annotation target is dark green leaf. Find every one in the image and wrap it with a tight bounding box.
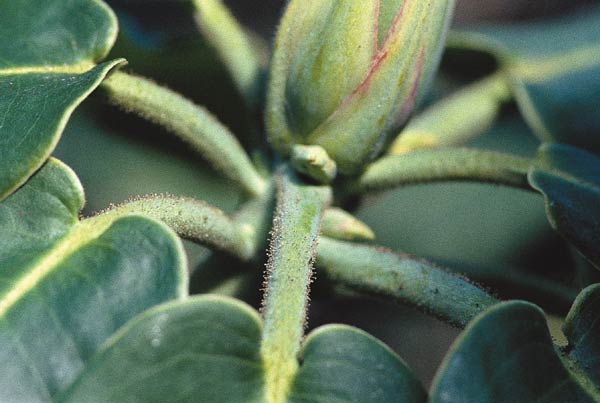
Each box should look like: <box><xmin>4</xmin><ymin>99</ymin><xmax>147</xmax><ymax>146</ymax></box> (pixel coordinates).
<box><xmin>529</xmin><ymin>143</ymin><xmax>600</xmax><ymax>270</ymax></box>
<box><xmin>0</xmin><ymin>0</ymin><xmax>123</xmax><ymax>201</ymax></box>
<box><xmin>290</xmin><ymin>325</ymin><xmax>426</xmax><ymax>403</ymax></box>
<box><xmin>0</xmin><ymin>159</ymin><xmax>186</xmax><ymax>401</ymax></box>
<box><xmin>448</xmin><ymin>7</ymin><xmax>600</xmax><ymax>149</ymax></box>
<box><xmin>563</xmin><ymin>284</ymin><xmax>600</xmax><ymax>396</ymax></box>
<box><xmin>430</xmin><ymin>301</ymin><xmax>596</xmax><ymax>402</ymax></box>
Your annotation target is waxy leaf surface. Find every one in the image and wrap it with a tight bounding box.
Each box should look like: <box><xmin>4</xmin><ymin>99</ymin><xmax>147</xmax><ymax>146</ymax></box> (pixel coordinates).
<box><xmin>0</xmin><ymin>159</ymin><xmax>186</xmax><ymax>401</ymax></box>
<box><xmin>430</xmin><ymin>299</ymin><xmax>598</xmax><ymax>402</ymax></box>
<box><xmin>0</xmin><ymin>0</ymin><xmax>123</xmax><ymax>200</ymax></box>
<box><xmin>61</xmin><ymin>296</ymin><xmax>425</xmax><ymax>402</ymax></box>
<box><xmin>448</xmin><ymin>6</ymin><xmax>600</xmax><ymax>149</ymax></box>
<box><xmin>529</xmin><ymin>144</ymin><xmax>600</xmax><ymax>270</ymax></box>
<box><xmin>563</xmin><ymin>284</ymin><xmax>600</xmax><ymax>396</ymax></box>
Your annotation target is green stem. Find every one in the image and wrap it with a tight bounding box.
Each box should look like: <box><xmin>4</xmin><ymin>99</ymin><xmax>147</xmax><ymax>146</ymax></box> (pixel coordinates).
<box><xmin>353</xmin><ymin>148</ymin><xmax>533</xmax><ymax>194</ymax></box>
<box><xmin>192</xmin><ymin>0</ymin><xmax>265</xmax><ymax>106</ymax></box>
<box><xmin>260</xmin><ymin>166</ymin><xmax>331</xmax><ymax>403</ymax></box>
<box><xmin>388</xmin><ymin>73</ymin><xmax>510</xmax><ymax>154</ymax></box>
<box><xmin>91</xmin><ymin>194</ymin><xmax>253</xmax><ymax>260</ymax></box>
<box><xmin>101</xmin><ymin>71</ymin><xmax>266</xmax><ymax>197</ymax></box>
<box><xmin>317</xmin><ymin>237</ymin><xmax>499</xmax><ymax>328</ymax></box>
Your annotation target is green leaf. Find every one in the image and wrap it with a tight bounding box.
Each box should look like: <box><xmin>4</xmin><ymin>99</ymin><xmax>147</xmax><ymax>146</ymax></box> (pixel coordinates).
<box><xmin>430</xmin><ymin>301</ymin><xmax>597</xmax><ymax>402</ymax></box>
<box><xmin>0</xmin><ymin>159</ymin><xmax>187</xmax><ymax>401</ymax></box>
<box><xmin>60</xmin><ymin>296</ymin><xmax>265</xmax><ymax>403</ymax></box>
<box><xmin>563</xmin><ymin>284</ymin><xmax>600</xmax><ymax>396</ymax></box>
<box><xmin>448</xmin><ymin>6</ymin><xmax>600</xmax><ymax>149</ymax></box>
<box><xmin>529</xmin><ymin>143</ymin><xmax>600</xmax><ymax>270</ymax></box>
<box><xmin>61</xmin><ymin>296</ymin><xmax>425</xmax><ymax>403</ymax></box>
<box><xmin>289</xmin><ymin>325</ymin><xmax>426</xmax><ymax>403</ymax></box>
<box><xmin>0</xmin><ymin>0</ymin><xmax>123</xmax><ymax>201</ymax></box>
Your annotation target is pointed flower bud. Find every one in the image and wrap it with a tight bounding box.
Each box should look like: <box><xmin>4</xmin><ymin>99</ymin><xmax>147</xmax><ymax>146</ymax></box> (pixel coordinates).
<box><xmin>266</xmin><ymin>0</ymin><xmax>455</xmax><ymax>175</ymax></box>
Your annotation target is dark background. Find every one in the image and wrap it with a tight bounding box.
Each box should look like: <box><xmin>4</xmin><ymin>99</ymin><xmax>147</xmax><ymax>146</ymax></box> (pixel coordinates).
<box><xmin>53</xmin><ymin>0</ymin><xmax>599</xmax><ymax>387</ymax></box>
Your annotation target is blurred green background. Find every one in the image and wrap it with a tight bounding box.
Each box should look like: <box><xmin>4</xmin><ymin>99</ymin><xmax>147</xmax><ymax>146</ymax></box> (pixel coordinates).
<box><xmin>53</xmin><ymin>0</ymin><xmax>599</xmax><ymax>386</ymax></box>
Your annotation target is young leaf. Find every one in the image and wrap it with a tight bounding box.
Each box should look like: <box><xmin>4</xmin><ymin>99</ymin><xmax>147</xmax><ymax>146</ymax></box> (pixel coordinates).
<box><xmin>321</xmin><ymin>208</ymin><xmax>375</xmax><ymax>242</ymax></box>
<box><xmin>529</xmin><ymin>144</ymin><xmax>600</xmax><ymax>270</ymax></box>
<box><xmin>0</xmin><ymin>0</ymin><xmax>124</xmax><ymax>201</ymax></box>
<box><xmin>448</xmin><ymin>6</ymin><xmax>600</xmax><ymax>150</ymax></box>
<box><xmin>430</xmin><ymin>300</ymin><xmax>598</xmax><ymax>402</ymax></box>
<box><xmin>0</xmin><ymin>159</ymin><xmax>187</xmax><ymax>401</ymax></box>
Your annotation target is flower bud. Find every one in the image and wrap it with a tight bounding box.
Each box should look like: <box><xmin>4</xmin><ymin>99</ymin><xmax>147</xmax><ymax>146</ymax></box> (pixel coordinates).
<box><xmin>266</xmin><ymin>0</ymin><xmax>455</xmax><ymax>175</ymax></box>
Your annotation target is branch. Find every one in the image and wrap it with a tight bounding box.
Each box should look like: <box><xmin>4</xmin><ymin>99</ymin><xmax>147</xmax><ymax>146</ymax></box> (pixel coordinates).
<box><xmin>192</xmin><ymin>0</ymin><xmax>265</xmax><ymax>106</ymax></box>
<box><xmin>316</xmin><ymin>237</ymin><xmax>499</xmax><ymax>328</ymax></box>
<box><xmin>101</xmin><ymin>71</ymin><xmax>266</xmax><ymax>197</ymax></box>
<box><xmin>388</xmin><ymin>73</ymin><xmax>510</xmax><ymax>154</ymax></box>
<box><xmin>352</xmin><ymin>148</ymin><xmax>533</xmax><ymax>194</ymax></box>
<box><xmin>91</xmin><ymin>194</ymin><xmax>253</xmax><ymax>260</ymax></box>
<box><xmin>260</xmin><ymin>166</ymin><xmax>331</xmax><ymax>403</ymax></box>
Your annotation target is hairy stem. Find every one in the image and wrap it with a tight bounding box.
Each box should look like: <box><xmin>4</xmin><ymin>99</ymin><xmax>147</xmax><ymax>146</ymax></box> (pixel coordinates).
<box><xmin>389</xmin><ymin>73</ymin><xmax>510</xmax><ymax>154</ymax></box>
<box><xmin>101</xmin><ymin>71</ymin><xmax>266</xmax><ymax>197</ymax></box>
<box><xmin>192</xmin><ymin>0</ymin><xmax>265</xmax><ymax>105</ymax></box>
<box><xmin>317</xmin><ymin>237</ymin><xmax>499</xmax><ymax>328</ymax></box>
<box><xmin>261</xmin><ymin>166</ymin><xmax>331</xmax><ymax>403</ymax></box>
<box><xmin>91</xmin><ymin>195</ymin><xmax>253</xmax><ymax>260</ymax></box>
<box><xmin>353</xmin><ymin>148</ymin><xmax>533</xmax><ymax>193</ymax></box>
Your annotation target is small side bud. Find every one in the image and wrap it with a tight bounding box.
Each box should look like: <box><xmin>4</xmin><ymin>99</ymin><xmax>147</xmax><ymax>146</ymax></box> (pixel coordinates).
<box><xmin>290</xmin><ymin>145</ymin><xmax>337</xmax><ymax>184</ymax></box>
<box><xmin>322</xmin><ymin>208</ymin><xmax>375</xmax><ymax>242</ymax></box>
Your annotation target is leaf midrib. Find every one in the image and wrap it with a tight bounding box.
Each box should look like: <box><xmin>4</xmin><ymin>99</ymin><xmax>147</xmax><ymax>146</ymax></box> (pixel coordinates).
<box><xmin>0</xmin><ymin>61</ymin><xmax>96</xmax><ymax>76</ymax></box>
<box><xmin>0</xmin><ymin>214</ymin><xmax>119</xmax><ymax>317</ymax></box>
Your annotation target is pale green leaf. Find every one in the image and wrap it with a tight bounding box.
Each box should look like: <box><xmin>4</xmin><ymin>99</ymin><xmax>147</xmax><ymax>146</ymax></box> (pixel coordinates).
<box><xmin>61</xmin><ymin>296</ymin><xmax>425</xmax><ymax>403</ymax></box>
<box><xmin>0</xmin><ymin>159</ymin><xmax>186</xmax><ymax>401</ymax></box>
<box><xmin>0</xmin><ymin>0</ymin><xmax>124</xmax><ymax>201</ymax></box>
